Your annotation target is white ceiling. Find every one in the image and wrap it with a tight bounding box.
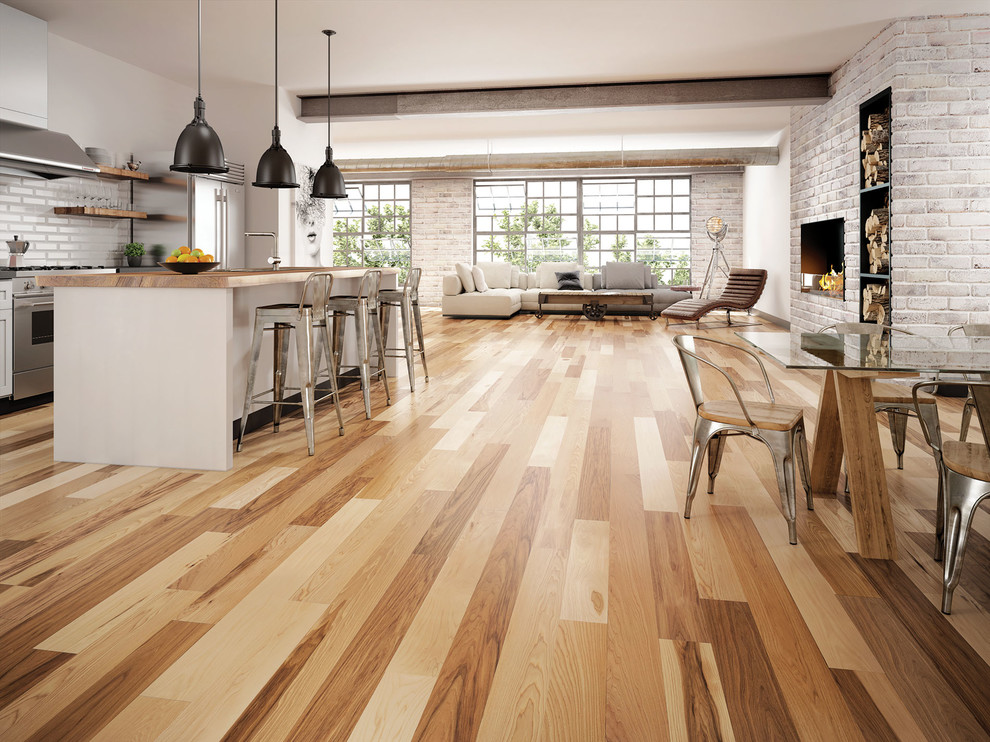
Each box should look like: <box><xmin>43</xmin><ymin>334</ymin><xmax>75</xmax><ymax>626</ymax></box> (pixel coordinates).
<box><xmin>8</xmin><ymin>0</ymin><xmax>988</xmax><ymax>153</ymax></box>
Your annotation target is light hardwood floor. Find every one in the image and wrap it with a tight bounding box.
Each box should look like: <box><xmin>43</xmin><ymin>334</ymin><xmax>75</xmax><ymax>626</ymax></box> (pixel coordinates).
<box><xmin>1</xmin><ymin>310</ymin><xmax>988</xmax><ymax>741</ymax></box>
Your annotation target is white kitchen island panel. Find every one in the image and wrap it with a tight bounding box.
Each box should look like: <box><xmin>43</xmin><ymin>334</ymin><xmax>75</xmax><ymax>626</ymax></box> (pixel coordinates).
<box><xmin>41</xmin><ymin>268</ymin><xmax>398</xmax><ymax>471</ymax></box>
<box><xmin>54</xmin><ymin>286</ymin><xmax>233</xmax><ymax>470</ymax></box>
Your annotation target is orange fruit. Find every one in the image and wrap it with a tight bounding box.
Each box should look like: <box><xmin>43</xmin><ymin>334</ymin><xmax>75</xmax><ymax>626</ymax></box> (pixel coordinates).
<box><xmin>204</xmin><ymin>254</ymin><xmax>214</xmax><ymax>262</ymax></box>
<box><xmin>166</xmin><ymin>255</ymin><xmax>178</xmax><ymax>263</ymax></box>
<box><xmin>179</xmin><ymin>245</ymin><xmax>191</xmax><ymax>255</ymax></box>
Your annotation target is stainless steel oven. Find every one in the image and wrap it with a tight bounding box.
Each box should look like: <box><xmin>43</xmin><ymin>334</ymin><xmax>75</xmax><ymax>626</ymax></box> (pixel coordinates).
<box><xmin>12</xmin><ymin>275</ymin><xmax>53</xmax><ymax>399</ymax></box>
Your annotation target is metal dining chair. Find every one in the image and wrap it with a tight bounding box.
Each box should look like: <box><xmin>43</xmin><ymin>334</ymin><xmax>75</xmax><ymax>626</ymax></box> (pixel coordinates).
<box><xmin>912</xmin><ymin>379</ymin><xmax>990</xmax><ymax>613</ymax></box>
<box><xmin>819</xmin><ymin>322</ymin><xmax>940</xmax><ymax>470</ymax></box>
<box><xmin>947</xmin><ymin>324</ymin><xmax>990</xmax><ymax>442</ymax></box>
<box><xmin>327</xmin><ymin>268</ymin><xmax>391</xmax><ymax>419</ymax></box>
<box><xmin>672</xmin><ymin>335</ymin><xmax>813</xmax><ymax>545</ymax></box>
<box><xmin>378</xmin><ymin>267</ymin><xmax>429</xmax><ymax>391</ymax></box>
<box><xmin>237</xmin><ymin>271</ymin><xmax>345</xmax><ymax>456</ymax></box>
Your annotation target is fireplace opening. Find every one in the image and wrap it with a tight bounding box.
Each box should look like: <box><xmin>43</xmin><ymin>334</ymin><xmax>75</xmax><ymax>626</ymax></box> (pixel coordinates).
<box><xmin>801</xmin><ymin>217</ymin><xmax>845</xmax><ymax>298</ymax></box>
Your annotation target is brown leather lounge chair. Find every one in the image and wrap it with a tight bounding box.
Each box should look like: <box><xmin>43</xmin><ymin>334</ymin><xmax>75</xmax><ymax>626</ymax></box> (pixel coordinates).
<box><xmin>661</xmin><ymin>268</ymin><xmax>768</xmax><ymax>327</ymax></box>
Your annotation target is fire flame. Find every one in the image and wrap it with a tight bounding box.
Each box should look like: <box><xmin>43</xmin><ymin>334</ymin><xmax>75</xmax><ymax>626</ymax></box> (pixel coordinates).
<box><xmin>819</xmin><ymin>264</ymin><xmax>844</xmax><ymax>294</ymax></box>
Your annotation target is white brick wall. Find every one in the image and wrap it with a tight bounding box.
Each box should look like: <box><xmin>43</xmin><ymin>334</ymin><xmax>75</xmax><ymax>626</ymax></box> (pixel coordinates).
<box><xmin>691</xmin><ymin>172</ymin><xmax>744</xmax><ymax>294</ymax></box>
<box><xmin>411</xmin><ymin>178</ymin><xmax>474</xmax><ymax>307</ymax></box>
<box><xmin>0</xmin><ymin>173</ymin><xmax>132</xmax><ymax>266</ymax></box>
<box><xmin>790</xmin><ymin>13</ymin><xmax>990</xmax><ymax>333</ymax></box>
<box><xmin>410</xmin><ymin>173</ymin><xmax>744</xmax><ymax>306</ymax></box>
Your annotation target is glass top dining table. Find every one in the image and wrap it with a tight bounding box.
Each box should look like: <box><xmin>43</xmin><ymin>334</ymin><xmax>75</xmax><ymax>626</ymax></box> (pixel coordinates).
<box><xmin>735</xmin><ymin>330</ymin><xmax>990</xmax><ymax>375</ymax></box>
<box><xmin>734</xmin><ymin>329</ymin><xmax>989</xmax><ymax>560</ymax></box>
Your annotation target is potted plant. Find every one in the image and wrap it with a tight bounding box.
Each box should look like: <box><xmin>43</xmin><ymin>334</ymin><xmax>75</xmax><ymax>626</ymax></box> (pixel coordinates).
<box><xmin>124</xmin><ymin>242</ymin><xmax>145</xmax><ymax>267</ymax></box>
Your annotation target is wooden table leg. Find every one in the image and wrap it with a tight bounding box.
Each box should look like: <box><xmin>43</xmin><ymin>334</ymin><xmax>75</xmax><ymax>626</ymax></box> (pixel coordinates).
<box><xmin>833</xmin><ymin>371</ymin><xmax>897</xmax><ymax>560</ymax></box>
<box><xmin>811</xmin><ymin>369</ymin><xmax>843</xmax><ymax>496</ymax></box>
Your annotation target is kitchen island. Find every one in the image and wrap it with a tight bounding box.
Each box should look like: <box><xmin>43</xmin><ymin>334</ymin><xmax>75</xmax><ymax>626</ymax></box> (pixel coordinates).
<box><xmin>36</xmin><ymin>267</ymin><xmax>398</xmax><ymax>471</ymax></box>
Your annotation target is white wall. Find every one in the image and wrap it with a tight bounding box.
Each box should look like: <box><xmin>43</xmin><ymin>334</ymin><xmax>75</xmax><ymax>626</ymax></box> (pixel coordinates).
<box><xmin>743</xmin><ymin>127</ymin><xmax>791</xmax><ymax>323</ymax></box>
<box><xmin>46</xmin><ymin>35</ymin><xmax>191</xmax><ymax>162</ymax></box>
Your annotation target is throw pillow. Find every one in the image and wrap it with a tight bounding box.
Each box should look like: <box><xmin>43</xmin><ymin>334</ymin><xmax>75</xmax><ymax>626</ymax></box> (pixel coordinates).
<box><xmin>455</xmin><ymin>262</ymin><xmax>476</xmax><ymax>293</ymax></box>
<box><xmin>537</xmin><ymin>261</ymin><xmax>581</xmax><ymax>289</ymax></box>
<box><xmin>555</xmin><ymin>271</ymin><xmax>584</xmax><ymax>290</ymax></box>
<box><xmin>603</xmin><ymin>261</ymin><xmax>646</xmax><ymax>290</ymax></box>
<box><xmin>471</xmin><ymin>265</ymin><xmax>490</xmax><ymax>292</ymax></box>
<box><xmin>478</xmin><ymin>261</ymin><xmax>512</xmax><ymax>289</ymax></box>
<box><xmin>510</xmin><ymin>266</ymin><xmax>521</xmax><ymax>288</ymax></box>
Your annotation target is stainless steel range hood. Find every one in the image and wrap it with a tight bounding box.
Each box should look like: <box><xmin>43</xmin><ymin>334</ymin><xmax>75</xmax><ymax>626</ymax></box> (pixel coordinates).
<box><xmin>0</xmin><ymin>121</ymin><xmax>100</xmax><ymax>179</ymax></box>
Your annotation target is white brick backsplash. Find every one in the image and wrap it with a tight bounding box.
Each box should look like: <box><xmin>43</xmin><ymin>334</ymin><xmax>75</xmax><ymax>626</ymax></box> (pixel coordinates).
<box><xmin>1</xmin><ymin>174</ymin><xmax>132</xmax><ymax>266</ymax></box>
<box><xmin>790</xmin><ymin>13</ymin><xmax>990</xmax><ymax>333</ymax></box>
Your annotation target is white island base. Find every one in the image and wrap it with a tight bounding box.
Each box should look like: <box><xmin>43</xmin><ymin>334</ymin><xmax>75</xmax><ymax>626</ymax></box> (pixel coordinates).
<box><xmin>42</xmin><ymin>268</ymin><xmax>397</xmax><ymax>471</ymax></box>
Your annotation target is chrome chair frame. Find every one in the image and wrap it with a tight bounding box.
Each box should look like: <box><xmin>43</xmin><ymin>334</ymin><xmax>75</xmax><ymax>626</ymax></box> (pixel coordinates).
<box><xmin>912</xmin><ymin>379</ymin><xmax>990</xmax><ymax>614</ymax></box>
<box><xmin>673</xmin><ymin>335</ymin><xmax>813</xmax><ymax>545</ymax></box>
<box><xmin>327</xmin><ymin>269</ymin><xmax>391</xmax><ymax>419</ymax></box>
<box><xmin>237</xmin><ymin>271</ymin><xmax>345</xmax><ymax>456</ymax></box>
<box><xmin>379</xmin><ymin>267</ymin><xmax>429</xmax><ymax>391</ymax></box>
<box><xmin>947</xmin><ymin>324</ymin><xmax>990</xmax><ymax>442</ymax></box>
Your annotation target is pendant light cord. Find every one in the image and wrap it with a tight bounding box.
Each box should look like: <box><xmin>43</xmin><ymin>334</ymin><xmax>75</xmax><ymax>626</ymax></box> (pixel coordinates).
<box><xmin>197</xmin><ymin>0</ymin><xmax>202</xmax><ymax>97</ymax></box>
<box><xmin>325</xmin><ymin>29</ymin><xmax>335</xmax><ymax>150</ymax></box>
<box><xmin>274</xmin><ymin>0</ymin><xmax>279</xmax><ymax>127</ymax></box>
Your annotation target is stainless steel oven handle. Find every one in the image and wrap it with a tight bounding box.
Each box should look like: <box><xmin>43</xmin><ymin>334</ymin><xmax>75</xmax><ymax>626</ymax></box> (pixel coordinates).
<box><xmin>13</xmin><ymin>298</ymin><xmax>54</xmax><ymax>308</ymax></box>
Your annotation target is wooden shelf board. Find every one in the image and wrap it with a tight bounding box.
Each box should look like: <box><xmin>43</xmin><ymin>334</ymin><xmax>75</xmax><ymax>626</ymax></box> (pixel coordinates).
<box><xmin>860</xmin><ymin>182</ymin><xmax>889</xmax><ymax>195</ymax></box>
<box><xmin>54</xmin><ymin>206</ymin><xmax>148</xmax><ymax>220</ymax></box>
<box><xmin>148</xmin><ymin>214</ymin><xmax>187</xmax><ymax>222</ymax></box>
<box><xmin>97</xmin><ymin>166</ymin><xmax>150</xmax><ymax>181</ymax></box>
<box><xmin>150</xmin><ymin>176</ymin><xmax>188</xmax><ymax>188</ymax></box>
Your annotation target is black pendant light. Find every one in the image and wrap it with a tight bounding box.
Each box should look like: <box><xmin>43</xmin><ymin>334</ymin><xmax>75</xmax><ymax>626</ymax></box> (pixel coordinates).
<box><xmin>253</xmin><ymin>0</ymin><xmax>298</xmax><ymax>188</ymax></box>
<box><xmin>172</xmin><ymin>0</ymin><xmax>228</xmax><ymax>174</ymax></box>
<box><xmin>312</xmin><ymin>29</ymin><xmax>346</xmax><ymax>199</ymax></box>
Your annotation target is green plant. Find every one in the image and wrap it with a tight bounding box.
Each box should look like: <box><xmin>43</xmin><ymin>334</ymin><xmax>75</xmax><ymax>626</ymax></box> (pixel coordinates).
<box><xmin>149</xmin><ymin>243</ymin><xmax>166</xmax><ymax>258</ymax></box>
<box><xmin>124</xmin><ymin>242</ymin><xmax>145</xmax><ymax>257</ymax></box>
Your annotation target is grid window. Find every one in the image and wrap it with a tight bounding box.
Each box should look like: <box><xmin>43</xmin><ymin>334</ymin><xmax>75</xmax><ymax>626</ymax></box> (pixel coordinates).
<box><xmin>331</xmin><ymin>181</ymin><xmax>412</xmax><ymax>279</ymax></box>
<box><xmin>474</xmin><ymin>176</ymin><xmax>691</xmax><ymax>284</ymax></box>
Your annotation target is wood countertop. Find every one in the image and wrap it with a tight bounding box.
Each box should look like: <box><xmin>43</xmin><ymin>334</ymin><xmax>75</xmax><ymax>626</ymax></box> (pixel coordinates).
<box><xmin>36</xmin><ymin>266</ymin><xmax>398</xmax><ymax>289</ymax></box>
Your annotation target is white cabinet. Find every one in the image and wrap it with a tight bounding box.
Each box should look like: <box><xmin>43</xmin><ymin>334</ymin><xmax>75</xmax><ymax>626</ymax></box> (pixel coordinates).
<box><xmin>0</xmin><ymin>4</ymin><xmax>48</xmax><ymax>128</ymax></box>
<box><xmin>0</xmin><ymin>309</ymin><xmax>11</xmax><ymax>398</ymax></box>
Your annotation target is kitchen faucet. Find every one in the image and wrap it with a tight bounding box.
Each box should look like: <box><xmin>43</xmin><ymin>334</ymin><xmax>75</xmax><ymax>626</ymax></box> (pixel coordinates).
<box><xmin>244</xmin><ymin>231</ymin><xmax>280</xmax><ymax>270</ymax></box>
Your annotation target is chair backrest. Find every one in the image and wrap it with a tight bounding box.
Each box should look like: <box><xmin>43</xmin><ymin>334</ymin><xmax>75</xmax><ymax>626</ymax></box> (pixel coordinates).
<box><xmin>671</xmin><ymin>334</ymin><xmax>775</xmax><ymax>425</ymax></box>
<box><xmin>720</xmin><ymin>268</ymin><xmax>767</xmax><ymax>306</ymax></box>
<box><xmin>403</xmin><ymin>267</ymin><xmax>422</xmax><ymax>302</ymax></box>
<box><xmin>949</xmin><ymin>323</ymin><xmax>990</xmax><ymax>337</ymax></box>
<box><xmin>819</xmin><ymin>322</ymin><xmax>914</xmax><ymax>335</ymax></box>
<box><xmin>914</xmin><ymin>379</ymin><xmax>990</xmax><ymax>451</ymax></box>
<box><xmin>358</xmin><ymin>268</ymin><xmax>383</xmax><ymax>303</ymax></box>
<box><xmin>298</xmin><ymin>271</ymin><xmax>336</xmax><ymax>317</ymax></box>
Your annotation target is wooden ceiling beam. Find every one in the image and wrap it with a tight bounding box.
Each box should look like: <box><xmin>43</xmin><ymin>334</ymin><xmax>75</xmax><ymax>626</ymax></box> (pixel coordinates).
<box><xmin>298</xmin><ymin>74</ymin><xmax>830</xmax><ymax>122</ymax></box>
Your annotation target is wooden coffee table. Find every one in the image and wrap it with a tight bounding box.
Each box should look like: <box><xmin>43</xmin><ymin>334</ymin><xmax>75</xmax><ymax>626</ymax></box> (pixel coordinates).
<box><xmin>536</xmin><ymin>291</ymin><xmax>656</xmax><ymax>320</ymax></box>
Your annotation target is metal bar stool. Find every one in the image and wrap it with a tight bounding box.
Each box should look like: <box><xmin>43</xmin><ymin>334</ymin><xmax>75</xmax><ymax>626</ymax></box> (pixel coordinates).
<box><xmin>328</xmin><ymin>268</ymin><xmax>391</xmax><ymax>419</ymax></box>
<box><xmin>237</xmin><ymin>271</ymin><xmax>345</xmax><ymax>456</ymax></box>
<box><xmin>379</xmin><ymin>267</ymin><xmax>429</xmax><ymax>392</ymax></box>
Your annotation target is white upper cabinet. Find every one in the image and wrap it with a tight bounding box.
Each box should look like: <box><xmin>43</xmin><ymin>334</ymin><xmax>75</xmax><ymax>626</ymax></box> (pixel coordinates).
<box><xmin>0</xmin><ymin>3</ymin><xmax>48</xmax><ymax>128</ymax></box>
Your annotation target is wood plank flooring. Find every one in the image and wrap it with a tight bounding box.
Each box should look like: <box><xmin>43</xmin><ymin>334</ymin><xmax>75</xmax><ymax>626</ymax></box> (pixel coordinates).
<box><xmin>1</xmin><ymin>310</ymin><xmax>989</xmax><ymax>741</ymax></box>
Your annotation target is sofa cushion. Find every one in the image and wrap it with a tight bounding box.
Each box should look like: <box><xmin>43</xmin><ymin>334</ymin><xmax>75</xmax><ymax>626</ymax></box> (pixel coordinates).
<box><xmin>442</xmin><ymin>274</ymin><xmax>463</xmax><ymax>296</ymax></box>
<box><xmin>510</xmin><ymin>266</ymin><xmax>522</xmax><ymax>288</ymax></box>
<box><xmin>478</xmin><ymin>261</ymin><xmax>512</xmax><ymax>289</ymax></box>
<box><xmin>471</xmin><ymin>265</ymin><xmax>490</xmax><ymax>292</ymax></box>
<box><xmin>603</xmin><ymin>261</ymin><xmax>646</xmax><ymax>289</ymax></box>
<box><xmin>555</xmin><ymin>271</ymin><xmax>584</xmax><ymax>290</ymax></box>
<box><xmin>455</xmin><ymin>262</ymin><xmax>476</xmax><ymax>293</ymax></box>
<box><xmin>441</xmin><ymin>288</ymin><xmax>522</xmax><ymax>318</ymax></box>
<box><xmin>537</xmin><ymin>261</ymin><xmax>581</xmax><ymax>289</ymax></box>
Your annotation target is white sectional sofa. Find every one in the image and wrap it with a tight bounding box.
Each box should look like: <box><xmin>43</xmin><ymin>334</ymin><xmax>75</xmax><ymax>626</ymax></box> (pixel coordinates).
<box><xmin>441</xmin><ymin>260</ymin><xmax>684</xmax><ymax>318</ymax></box>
